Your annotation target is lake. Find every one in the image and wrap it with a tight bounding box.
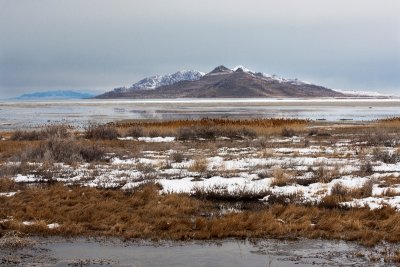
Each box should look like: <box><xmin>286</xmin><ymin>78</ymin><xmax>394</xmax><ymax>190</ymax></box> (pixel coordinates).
<box><xmin>1</xmin><ymin>98</ymin><xmax>400</xmax><ymax>130</ymax></box>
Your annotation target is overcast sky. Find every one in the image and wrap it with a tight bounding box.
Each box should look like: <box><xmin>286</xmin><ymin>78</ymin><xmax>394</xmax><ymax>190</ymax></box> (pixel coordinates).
<box><xmin>0</xmin><ymin>0</ymin><xmax>399</xmax><ymax>98</ymax></box>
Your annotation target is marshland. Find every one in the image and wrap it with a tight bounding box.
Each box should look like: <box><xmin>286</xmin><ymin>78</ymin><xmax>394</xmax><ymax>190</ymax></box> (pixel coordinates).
<box><xmin>1</xmin><ymin>116</ymin><xmax>400</xmax><ymax>265</ymax></box>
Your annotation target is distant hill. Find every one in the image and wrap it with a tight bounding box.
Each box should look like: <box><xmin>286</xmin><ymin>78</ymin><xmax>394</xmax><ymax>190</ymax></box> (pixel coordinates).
<box><xmin>96</xmin><ymin>65</ymin><xmax>345</xmax><ymax>99</ymax></box>
<box><xmin>15</xmin><ymin>90</ymin><xmax>95</xmax><ymax>100</ymax></box>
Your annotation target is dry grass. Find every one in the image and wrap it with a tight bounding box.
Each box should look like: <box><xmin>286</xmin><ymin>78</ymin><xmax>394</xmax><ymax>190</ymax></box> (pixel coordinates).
<box><xmin>1</xmin><ymin>184</ymin><xmax>400</xmax><ymax>246</ymax></box>
<box><xmin>188</xmin><ymin>158</ymin><xmax>208</xmax><ymax>173</ymax></box>
<box><xmin>359</xmin><ymin>161</ymin><xmax>374</xmax><ymax>176</ymax></box>
<box><xmin>10</xmin><ymin>125</ymin><xmax>72</xmax><ymax>141</ymax></box>
<box><xmin>113</xmin><ymin>118</ymin><xmax>309</xmax><ymax>137</ymax></box>
<box><xmin>113</xmin><ymin>118</ymin><xmax>309</xmax><ymax>129</ymax></box>
<box><xmin>0</xmin><ymin>178</ymin><xmax>21</xmax><ymax>192</ymax></box>
<box><xmin>381</xmin><ymin>188</ymin><xmax>400</xmax><ymax>197</ymax></box>
<box><xmin>84</xmin><ymin>124</ymin><xmax>120</xmax><ymax>140</ymax></box>
<box><xmin>170</xmin><ymin>151</ymin><xmax>185</xmax><ymax>163</ymax></box>
<box><xmin>271</xmin><ymin>167</ymin><xmax>292</xmax><ymax>187</ymax></box>
<box><xmin>373</xmin><ymin>148</ymin><xmax>400</xmax><ymax>164</ymax></box>
<box><xmin>329</xmin><ymin>180</ymin><xmax>373</xmax><ymax>201</ymax></box>
<box><xmin>315</xmin><ymin>165</ymin><xmax>340</xmax><ymax>184</ymax></box>
<box><xmin>19</xmin><ymin>138</ymin><xmax>107</xmax><ymax>164</ymax></box>
<box><xmin>124</xmin><ymin>126</ymin><xmax>144</xmax><ymax>138</ymax></box>
<box><xmin>0</xmin><ymin>141</ymin><xmax>38</xmax><ymax>162</ymax></box>
<box><xmin>3</xmin><ymin>119</ymin><xmax>400</xmax><ymax>247</ymax></box>
<box><xmin>191</xmin><ymin>185</ymin><xmax>271</xmax><ymax>202</ymax></box>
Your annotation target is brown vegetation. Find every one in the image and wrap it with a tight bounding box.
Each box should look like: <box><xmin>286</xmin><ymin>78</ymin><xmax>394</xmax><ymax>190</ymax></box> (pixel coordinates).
<box><xmin>10</xmin><ymin>125</ymin><xmax>72</xmax><ymax>141</ymax></box>
<box><xmin>1</xmin><ymin>184</ymin><xmax>400</xmax><ymax>246</ymax></box>
<box><xmin>84</xmin><ymin>124</ymin><xmax>120</xmax><ymax>140</ymax></box>
<box><xmin>2</xmin><ymin>118</ymin><xmax>400</xmax><ymax>247</ymax></box>
<box><xmin>271</xmin><ymin>167</ymin><xmax>292</xmax><ymax>187</ymax></box>
<box><xmin>113</xmin><ymin>118</ymin><xmax>309</xmax><ymax>137</ymax></box>
<box><xmin>20</xmin><ymin>139</ymin><xmax>107</xmax><ymax>164</ymax></box>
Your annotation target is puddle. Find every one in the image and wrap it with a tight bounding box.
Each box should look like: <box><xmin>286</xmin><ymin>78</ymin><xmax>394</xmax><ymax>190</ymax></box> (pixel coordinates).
<box><xmin>0</xmin><ymin>237</ymin><xmax>389</xmax><ymax>266</ymax></box>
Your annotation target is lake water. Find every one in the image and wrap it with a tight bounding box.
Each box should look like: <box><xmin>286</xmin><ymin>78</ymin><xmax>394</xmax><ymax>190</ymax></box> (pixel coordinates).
<box><xmin>1</xmin><ymin>98</ymin><xmax>400</xmax><ymax>130</ymax></box>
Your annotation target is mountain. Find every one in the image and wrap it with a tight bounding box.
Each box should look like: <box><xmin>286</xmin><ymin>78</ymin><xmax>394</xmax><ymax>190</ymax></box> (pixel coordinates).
<box><xmin>96</xmin><ymin>65</ymin><xmax>345</xmax><ymax>99</ymax></box>
<box><xmin>15</xmin><ymin>90</ymin><xmax>95</xmax><ymax>100</ymax></box>
<box><xmin>113</xmin><ymin>70</ymin><xmax>204</xmax><ymax>93</ymax></box>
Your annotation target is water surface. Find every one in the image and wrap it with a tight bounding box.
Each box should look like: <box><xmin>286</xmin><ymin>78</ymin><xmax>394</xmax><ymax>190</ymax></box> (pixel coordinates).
<box><xmin>1</xmin><ymin>237</ymin><xmax>379</xmax><ymax>266</ymax></box>
<box><xmin>1</xmin><ymin>98</ymin><xmax>400</xmax><ymax>130</ymax></box>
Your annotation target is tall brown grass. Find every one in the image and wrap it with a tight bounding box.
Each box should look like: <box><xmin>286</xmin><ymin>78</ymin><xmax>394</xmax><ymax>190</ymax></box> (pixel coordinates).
<box><xmin>113</xmin><ymin>118</ymin><xmax>309</xmax><ymax>137</ymax></box>
<box><xmin>2</xmin><ymin>184</ymin><xmax>400</xmax><ymax>246</ymax></box>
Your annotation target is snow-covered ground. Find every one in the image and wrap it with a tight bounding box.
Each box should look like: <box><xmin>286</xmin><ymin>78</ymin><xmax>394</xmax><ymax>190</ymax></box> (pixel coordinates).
<box><xmin>4</xmin><ymin>135</ymin><xmax>400</xmax><ymax>211</ymax></box>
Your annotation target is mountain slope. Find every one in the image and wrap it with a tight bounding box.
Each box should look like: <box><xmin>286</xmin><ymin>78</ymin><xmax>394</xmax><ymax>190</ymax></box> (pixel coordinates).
<box><xmin>113</xmin><ymin>70</ymin><xmax>204</xmax><ymax>92</ymax></box>
<box><xmin>96</xmin><ymin>65</ymin><xmax>345</xmax><ymax>99</ymax></box>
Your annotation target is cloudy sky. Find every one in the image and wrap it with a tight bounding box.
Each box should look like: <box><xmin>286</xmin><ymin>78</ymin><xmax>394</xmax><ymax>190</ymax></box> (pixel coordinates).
<box><xmin>0</xmin><ymin>0</ymin><xmax>399</xmax><ymax>98</ymax></box>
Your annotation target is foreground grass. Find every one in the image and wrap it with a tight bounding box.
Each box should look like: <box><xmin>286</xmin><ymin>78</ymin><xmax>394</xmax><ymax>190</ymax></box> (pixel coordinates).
<box><xmin>1</xmin><ymin>183</ymin><xmax>400</xmax><ymax>247</ymax></box>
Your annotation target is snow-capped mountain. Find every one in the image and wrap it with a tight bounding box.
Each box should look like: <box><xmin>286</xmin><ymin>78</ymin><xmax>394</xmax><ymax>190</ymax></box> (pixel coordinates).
<box><xmin>112</xmin><ymin>65</ymin><xmax>313</xmax><ymax>94</ymax></box>
<box><xmin>97</xmin><ymin>65</ymin><xmax>345</xmax><ymax>99</ymax></box>
<box><xmin>231</xmin><ymin>65</ymin><xmax>312</xmax><ymax>86</ymax></box>
<box><xmin>232</xmin><ymin>65</ymin><xmax>254</xmax><ymax>73</ymax></box>
<box><xmin>115</xmin><ymin>70</ymin><xmax>205</xmax><ymax>92</ymax></box>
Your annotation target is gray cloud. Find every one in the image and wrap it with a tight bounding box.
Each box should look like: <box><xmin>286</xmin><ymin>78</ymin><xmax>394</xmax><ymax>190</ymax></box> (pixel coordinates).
<box><xmin>0</xmin><ymin>0</ymin><xmax>399</xmax><ymax>97</ymax></box>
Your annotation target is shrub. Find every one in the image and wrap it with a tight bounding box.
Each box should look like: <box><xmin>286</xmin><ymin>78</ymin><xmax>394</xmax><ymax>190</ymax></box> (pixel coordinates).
<box><xmin>195</xmin><ymin>126</ymin><xmax>217</xmax><ymax>139</ymax></box>
<box><xmin>316</xmin><ymin>132</ymin><xmax>331</xmax><ymax>137</ymax></box>
<box><xmin>43</xmin><ymin>125</ymin><xmax>71</xmax><ymax>139</ymax></box>
<box><xmin>319</xmin><ymin>195</ymin><xmax>342</xmax><ymax>209</ymax></box>
<box><xmin>359</xmin><ymin>161</ymin><xmax>374</xmax><ymax>176</ymax></box>
<box><xmin>11</xmin><ymin>125</ymin><xmax>71</xmax><ymax>141</ymax></box>
<box><xmin>188</xmin><ymin>158</ymin><xmax>208</xmax><ymax>173</ymax></box>
<box><xmin>29</xmin><ymin>138</ymin><xmax>82</xmax><ymax>163</ymax></box>
<box><xmin>271</xmin><ymin>167</ymin><xmax>291</xmax><ymax>187</ymax></box>
<box><xmin>308</xmin><ymin>129</ymin><xmax>318</xmax><ymax>136</ymax></box>
<box><xmin>220</xmin><ymin>127</ymin><xmax>257</xmax><ymax>139</ymax></box>
<box><xmin>135</xmin><ymin>163</ymin><xmax>156</xmax><ymax>173</ymax></box>
<box><xmin>373</xmin><ymin>149</ymin><xmax>400</xmax><ymax>164</ymax></box>
<box><xmin>84</xmin><ymin>124</ymin><xmax>119</xmax><ymax>140</ymax></box>
<box><xmin>382</xmin><ymin>188</ymin><xmax>399</xmax><ymax>197</ymax></box>
<box><xmin>79</xmin><ymin>144</ymin><xmax>106</xmax><ymax>162</ymax></box>
<box><xmin>357</xmin><ymin>180</ymin><xmax>374</xmax><ymax>198</ymax></box>
<box><xmin>11</xmin><ymin>130</ymin><xmax>42</xmax><ymax>141</ymax></box>
<box><xmin>148</xmin><ymin>129</ymin><xmax>161</xmax><ymax>138</ymax></box>
<box><xmin>281</xmin><ymin>127</ymin><xmax>296</xmax><ymax>137</ymax></box>
<box><xmin>170</xmin><ymin>151</ymin><xmax>185</xmax><ymax>163</ymax></box>
<box><xmin>330</xmin><ymin>182</ymin><xmax>349</xmax><ymax>197</ymax></box>
<box><xmin>22</xmin><ymin>138</ymin><xmax>106</xmax><ymax>164</ymax></box>
<box><xmin>366</xmin><ymin>130</ymin><xmax>395</xmax><ymax>147</ymax></box>
<box><xmin>239</xmin><ymin>127</ymin><xmax>258</xmax><ymax>139</ymax></box>
<box><xmin>192</xmin><ymin>184</ymin><xmax>271</xmax><ymax>201</ymax></box>
<box><xmin>315</xmin><ymin>165</ymin><xmax>339</xmax><ymax>183</ymax></box>
<box><xmin>125</xmin><ymin>126</ymin><xmax>144</xmax><ymax>138</ymax></box>
<box><xmin>0</xmin><ymin>178</ymin><xmax>20</xmax><ymax>192</ymax></box>
<box><xmin>177</xmin><ymin>127</ymin><xmax>195</xmax><ymax>141</ymax></box>
<box><xmin>177</xmin><ymin>125</ymin><xmax>257</xmax><ymax>140</ymax></box>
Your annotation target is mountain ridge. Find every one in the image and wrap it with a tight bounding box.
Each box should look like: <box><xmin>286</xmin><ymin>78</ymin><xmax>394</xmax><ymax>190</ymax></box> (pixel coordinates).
<box><xmin>96</xmin><ymin>65</ymin><xmax>345</xmax><ymax>99</ymax></box>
